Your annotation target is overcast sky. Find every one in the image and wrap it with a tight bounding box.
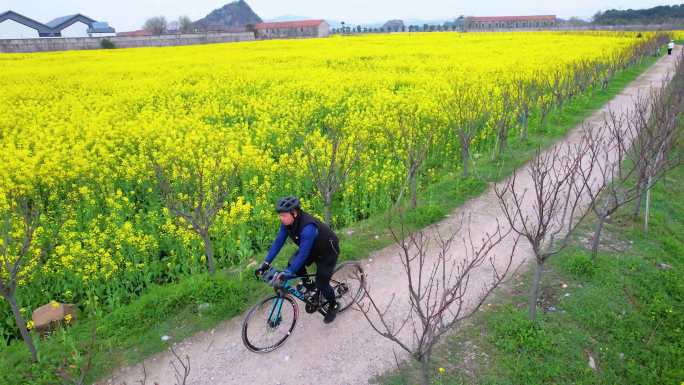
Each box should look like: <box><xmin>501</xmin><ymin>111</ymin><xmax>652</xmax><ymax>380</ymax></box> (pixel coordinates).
<box><xmin>2</xmin><ymin>0</ymin><xmax>682</xmax><ymax>32</ymax></box>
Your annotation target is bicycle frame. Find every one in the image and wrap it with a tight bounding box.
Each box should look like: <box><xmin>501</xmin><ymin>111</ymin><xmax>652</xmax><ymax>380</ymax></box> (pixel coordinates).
<box><xmin>266</xmin><ymin>273</ymin><xmax>323</xmax><ymax>326</ymax></box>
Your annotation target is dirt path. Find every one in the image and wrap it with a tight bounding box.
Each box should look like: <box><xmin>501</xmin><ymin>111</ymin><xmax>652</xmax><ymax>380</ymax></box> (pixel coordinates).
<box><xmin>105</xmin><ymin>48</ymin><xmax>681</xmax><ymax>385</ymax></box>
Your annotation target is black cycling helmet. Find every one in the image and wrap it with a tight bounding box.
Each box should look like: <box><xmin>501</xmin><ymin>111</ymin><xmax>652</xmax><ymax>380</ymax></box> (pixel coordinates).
<box><xmin>275</xmin><ymin>196</ymin><xmax>301</xmax><ymax>213</ymax></box>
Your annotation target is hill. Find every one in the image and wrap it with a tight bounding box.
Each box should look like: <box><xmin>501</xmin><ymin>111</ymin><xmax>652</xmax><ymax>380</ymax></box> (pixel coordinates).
<box><xmin>193</xmin><ymin>0</ymin><xmax>262</xmax><ymax>31</ymax></box>
<box><xmin>593</xmin><ymin>4</ymin><xmax>684</xmax><ymax>25</ymax></box>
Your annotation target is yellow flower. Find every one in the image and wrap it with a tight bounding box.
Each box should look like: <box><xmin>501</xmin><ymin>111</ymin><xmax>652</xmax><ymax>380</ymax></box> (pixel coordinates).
<box><xmin>438</xmin><ymin>367</ymin><xmax>446</xmax><ymax>375</ymax></box>
<box><xmin>26</xmin><ymin>320</ymin><xmax>34</xmax><ymax>330</ymax></box>
<box><xmin>0</xmin><ymin>31</ymin><xmax>659</xmax><ymax>334</ymax></box>
<box><xmin>50</xmin><ymin>300</ymin><xmax>60</xmax><ymax>308</ymax></box>
<box><xmin>64</xmin><ymin>314</ymin><xmax>73</xmax><ymax>324</ymax></box>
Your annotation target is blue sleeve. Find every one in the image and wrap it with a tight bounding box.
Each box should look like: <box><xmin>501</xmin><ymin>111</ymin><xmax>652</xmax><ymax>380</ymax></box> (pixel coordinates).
<box><xmin>264</xmin><ymin>225</ymin><xmax>287</xmax><ymax>264</ymax></box>
<box><xmin>284</xmin><ymin>224</ymin><xmax>318</xmax><ymax>278</ymax></box>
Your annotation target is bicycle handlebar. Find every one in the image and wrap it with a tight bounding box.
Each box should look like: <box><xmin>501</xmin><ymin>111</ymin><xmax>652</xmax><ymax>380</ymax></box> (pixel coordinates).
<box><xmin>257</xmin><ymin>267</ymin><xmax>316</xmax><ymax>285</ymax></box>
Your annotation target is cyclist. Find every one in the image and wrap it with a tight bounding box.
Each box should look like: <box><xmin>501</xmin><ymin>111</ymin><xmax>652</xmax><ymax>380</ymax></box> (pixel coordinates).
<box><xmin>255</xmin><ymin>196</ymin><xmax>341</xmax><ymax>324</ymax></box>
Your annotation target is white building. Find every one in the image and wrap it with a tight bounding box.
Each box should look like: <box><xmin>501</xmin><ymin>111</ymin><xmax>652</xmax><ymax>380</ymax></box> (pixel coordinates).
<box><xmin>0</xmin><ymin>11</ymin><xmax>115</xmax><ymax>39</ymax></box>
<box><xmin>255</xmin><ymin>19</ymin><xmax>330</xmax><ymax>39</ymax></box>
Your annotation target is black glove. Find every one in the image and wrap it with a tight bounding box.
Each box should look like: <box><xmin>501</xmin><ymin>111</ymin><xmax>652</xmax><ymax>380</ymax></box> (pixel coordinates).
<box><xmin>268</xmin><ymin>272</ymin><xmax>286</xmax><ymax>289</ymax></box>
<box><xmin>255</xmin><ymin>261</ymin><xmax>270</xmax><ymax>278</ymax></box>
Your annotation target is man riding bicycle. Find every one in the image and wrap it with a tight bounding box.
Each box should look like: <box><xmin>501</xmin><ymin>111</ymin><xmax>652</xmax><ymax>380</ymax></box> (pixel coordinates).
<box><xmin>255</xmin><ymin>196</ymin><xmax>341</xmax><ymax>324</ymax></box>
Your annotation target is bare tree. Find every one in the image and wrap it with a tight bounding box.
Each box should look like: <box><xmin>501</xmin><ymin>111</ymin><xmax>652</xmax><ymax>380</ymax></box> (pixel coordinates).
<box><xmin>580</xmin><ymin>87</ymin><xmax>681</xmax><ymax>257</ymax></box>
<box><xmin>443</xmin><ymin>82</ymin><xmax>490</xmax><ymax>177</ymax></box>
<box><xmin>0</xmin><ymin>188</ymin><xmax>42</xmax><ymax>362</ymax></box>
<box><xmin>355</xmin><ymin>216</ymin><xmax>517</xmax><ymax>385</ymax></box>
<box><xmin>114</xmin><ymin>346</ymin><xmax>191</xmax><ymax>385</ymax></box>
<box><xmin>640</xmin><ymin>131</ymin><xmax>682</xmax><ymax>232</ymax></box>
<box><xmin>303</xmin><ymin>126</ymin><xmax>361</xmax><ymax>226</ymax></box>
<box><xmin>494</xmin><ymin>85</ymin><xmax>515</xmax><ymax>156</ymax></box>
<box><xmin>548</xmin><ymin>68</ymin><xmax>565</xmax><ymax>111</ymax></box>
<box><xmin>153</xmin><ymin>155</ymin><xmax>238</xmax><ymax>275</ymax></box>
<box><xmin>631</xmin><ymin>71</ymin><xmax>684</xmax><ymax>229</ymax></box>
<box><xmin>144</xmin><ymin>16</ymin><xmax>168</xmax><ymax>35</ymax></box>
<box><xmin>387</xmin><ymin>106</ymin><xmax>435</xmax><ymax>209</ymax></box>
<box><xmin>169</xmin><ymin>346</ymin><xmax>190</xmax><ymax>385</ymax></box>
<box><xmin>576</xmin><ymin>115</ymin><xmax>639</xmax><ymax>259</ymax></box>
<box><xmin>178</xmin><ymin>16</ymin><xmax>193</xmax><ymax>34</ymax></box>
<box><xmin>589</xmin><ymin>60</ymin><xmax>609</xmax><ymax>94</ymax></box>
<box><xmin>537</xmin><ymin>85</ymin><xmax>554</xmax><ymax>129</ymax></box>
<box><xmin>602</xmin><ymin>57</ymin><xmax>619</xmax><ymax>90</ymax></box>
<box><xmin>570</xmin><ymin>60</ymin><xmax>593</xmax><ymax>101</ymax></box>
<box><xmin>495</xmin><ymin>142</ymin><xmax>591</xmax><ymax>320</ymax></box>
<box><xmin>514</xmin><ymin>77</ymin><xmax>535</xmax><ymax>142</ymax></box>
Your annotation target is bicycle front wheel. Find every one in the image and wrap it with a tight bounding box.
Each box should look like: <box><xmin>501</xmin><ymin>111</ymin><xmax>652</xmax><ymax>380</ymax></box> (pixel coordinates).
<box><xmin>241</xmin><ymin>294</ymin><xmax>298</xmax><ymax>353</ymax></box>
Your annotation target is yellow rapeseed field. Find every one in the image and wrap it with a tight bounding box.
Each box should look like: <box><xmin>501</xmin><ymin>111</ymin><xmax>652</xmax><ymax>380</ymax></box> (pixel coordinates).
<box><xmin>0</xmin><ymin>31</ymin><xmax>666</xmax><ymax>342</ymax></box>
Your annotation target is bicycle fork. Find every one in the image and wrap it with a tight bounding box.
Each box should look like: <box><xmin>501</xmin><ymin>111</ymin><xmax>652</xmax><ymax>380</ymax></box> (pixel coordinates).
<box><xmin>267</xmin><ymin>296</ymin><xmax>284</xmax><ymax>328</ymax></box>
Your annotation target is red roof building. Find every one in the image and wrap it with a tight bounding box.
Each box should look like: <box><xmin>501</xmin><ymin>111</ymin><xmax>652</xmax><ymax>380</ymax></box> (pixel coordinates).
<box><xmin>116</xmin><ymin>29</ymin><xmax>152</xmax><ymax>37</ymax></box>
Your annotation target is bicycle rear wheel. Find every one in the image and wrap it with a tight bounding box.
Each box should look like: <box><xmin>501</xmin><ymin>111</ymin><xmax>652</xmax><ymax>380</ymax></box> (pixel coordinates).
<box><xmin>241</xmin><ymin>294</ymin><xmax>298</xmax><ymax>353</ymax></box>
<box><xmin>330</xmin><ymin>262</ymin><xmax>365</xmax><ymax>313</ymax></box>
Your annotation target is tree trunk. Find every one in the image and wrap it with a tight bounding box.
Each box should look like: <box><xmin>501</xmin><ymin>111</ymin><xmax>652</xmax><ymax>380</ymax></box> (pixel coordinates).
<box><xmin>410</xmin><ymin>168</ymin><xmax>418</xmax><ymax>209</ymax></box>
<box><xmin>323</xmin><ymin>194</ymin><xmax>333</xmax><ymax>226</ymax></box>
<box><xmin>497</xmin><ymin>124</ymin><xmax>508</xmax><ymax>155</ymax></box>
<box><xmin>199</xmin><ymin>229</ymin><xmax>216</xmax><ymax>275</ymax></box>
<box><xmin>633</xmin><ymin>177</ymin><xmax>645</xmax><ymax>219</ymax></box>
<box><xmin>5</xmin><ymin>291</ymin><xmax>38</xmax><ymax>362</ymax></box>
<box><xmin>419</xmin><ymin>355</ymin><xmax>430</xmax><ymax>385</ymax></box>
<box><xmin>591</xmin><ymin>215</ymin><xmax>607</xmax><ymax>260</ymax></box>
<box><xmin>541</xmin><ymin>106</ymin><xmax>549</xmax><ymax>129</ymax></box>
<box><xmin>529</xmin><ymin>261</ymin><xmax>543</xmax><ymax>321</ymax></box>
<box><xmin>460</xmin><ymin>138</ymin><xmax>470</xmax><ymax>178</ymax></box>
<box><xmin>521</xmin><ymin>111</ymin><xmax>529</xmax><ymax>141</ymax></box>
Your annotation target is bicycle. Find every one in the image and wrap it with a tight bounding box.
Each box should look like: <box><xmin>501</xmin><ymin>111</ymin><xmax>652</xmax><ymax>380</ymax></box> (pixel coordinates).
<box><xmin>242</xmin><ymin>261</ymin><xmax>366</xmax><ymax>353</ymax></box>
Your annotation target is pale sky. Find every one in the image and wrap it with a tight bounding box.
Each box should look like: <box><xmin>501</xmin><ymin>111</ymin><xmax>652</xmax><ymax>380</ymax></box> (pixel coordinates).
<box><xmin>1</xmin><ymin>0</ymin><xmax>681</xmax><ymax>32</ymax></box>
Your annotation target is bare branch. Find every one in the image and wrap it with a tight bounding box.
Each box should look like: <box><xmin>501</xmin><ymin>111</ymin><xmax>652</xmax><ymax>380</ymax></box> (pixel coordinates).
<box><xmin>355</xmin><ymin>214</ymin><xmax>515</xmax><ymax>384</ymax></box>
<box><xmin>169</xmin><ymin>345</ymin><xmax>191</xmax><ymax>385</ymax></box>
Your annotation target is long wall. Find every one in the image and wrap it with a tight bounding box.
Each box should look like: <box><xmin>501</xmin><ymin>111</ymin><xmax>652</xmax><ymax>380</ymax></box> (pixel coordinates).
<box><xmin>0</xmin><ymin>32</ymin><xmax>255</xmax><ymax>53</ymax></box>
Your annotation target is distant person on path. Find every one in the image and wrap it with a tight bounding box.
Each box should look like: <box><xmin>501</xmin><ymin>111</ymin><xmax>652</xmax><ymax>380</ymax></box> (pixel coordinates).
<box><xmin>668</xmin><ymin>40</ymin><xmax>675</xmax><ymax>55</ymax></box>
